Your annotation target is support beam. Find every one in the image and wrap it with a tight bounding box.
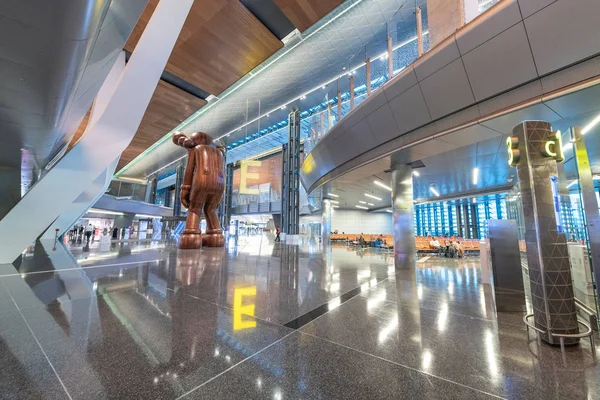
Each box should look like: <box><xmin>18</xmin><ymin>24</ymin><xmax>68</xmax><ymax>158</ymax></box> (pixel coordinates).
<box><xmin>366</xmin><ymin>58</ymin><xmax>371</xmax><ymax>95</ymax></box>
<box><xmin>337</xmin><ymin>90</ymin><xmax>342</xmax><ymax>121</ymax></box>
<box><xmin>387</xmin><ymin>34</ymin><xmax>393</xmax><ymax>78</ymax></box>
<box><xmin>416</xmin><ymin>7</ymin><xmax>424</xmax><ymax>56</ymax></box>
<box><xmin>0</xmin><ymin>0</ymin><xmax>194</xmax><ymax>264</ymax></box>
<box><xmin>349</xmin><ymin>75</ymin><xmax>355</xmax><ymax>109</ymax></box>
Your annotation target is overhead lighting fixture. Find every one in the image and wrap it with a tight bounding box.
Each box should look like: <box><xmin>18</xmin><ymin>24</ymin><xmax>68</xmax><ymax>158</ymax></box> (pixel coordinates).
<box><xmin>582</xmin><ymin>113</ymin><xmax>600</xmax><ymax>135</ymax></box>
<box><xmin>356</xmin><ymin>205</ymin><xmax>369</xmax><ymax>210</ymax></box>
<box><xmin>322</xmin><ymin>85</ymin><xmax>327</xmax><ymax>90</ymax></box>
<box><xmin>386</xmin><ymin>209</ymin><xmax>393</xmax><ymax>213</ymax></box>
<box><xmin>359</xmin><ymin>201</ymin><xmax>367</xmax><ymax>204</ymax></box>
<box><xmin>327</xmin><ymin>193</ymin><xmax>339</xmax><ymax>198</ymax></box>
<box><xmin>88</xmin><ymin>209</ymin><xmax>124</xmax><ymax>216</ymax></box>
<box><xmin>472</xmin><ymin>168</ymin><xmax>479</xmax><ymax>185</ymax></box>
<box><xmin>367</xmin><ymin>203</ymin><xmax>374</xmax><ymax>206</ymax></box>
<box><xmin>413</xmin><ymin>170</ymin><xmax>420</xmax><ymax>176</ymax></box>
<box><xmin>373</xmin><ymin>180</ymin><xmax>392</xmax><ymax>192</ymax></box>
<box><xmin>567</xmin><ymin>180</ymin><xmax>579</xmax><ymax>188</ymax></box>
<box><xmin>135</xmin><ymin>214</ymin><xmax>162</xmax><ymax>219</ymax></box>
<box><xmin>330</xmin><ymin>200</ymin><xmax>339</xmax><ymax>204</ymax></box>
<box><xmin>301</xmin><ymin>95</ymin><xmax>306</xmax><ymax>100</ymax></box>
<box><xmin>266</xmin><ymin>114</ymin><xmax>270</xmax><ymax>117</ymax></box>
<box><xmin>280</xmin><ymin>105</ymin><xmax>286</xmax><ymax>110</ymax></box>
<box><xmin>430</xmin><ymin>187</ymin><xmax>440</xmax><ymax>197</ymax></box>
<box><xmin>365</xmin><ymin>193</ymin><xmax>382</xmax><ymax>201</ymax></box>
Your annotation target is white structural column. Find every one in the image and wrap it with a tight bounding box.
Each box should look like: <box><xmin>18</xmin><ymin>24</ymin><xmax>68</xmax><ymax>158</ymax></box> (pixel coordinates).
<box><xmin>41</xmin><ymin>53</ymin><xmax>126</xmax><ymax>240</ymax></box>
<box><xmin>0</xmin><ymin>0</ymin><xmax>194</xmax><ymax>264</ymax></box>
<box><xmin>392</xmin><ymin>164</ymin><xmax>416</xmax><ymax>269</ymax></box>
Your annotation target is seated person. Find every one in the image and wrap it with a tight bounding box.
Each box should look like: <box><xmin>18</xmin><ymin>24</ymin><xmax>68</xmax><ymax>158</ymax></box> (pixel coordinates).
<box><xmin>359</xmin><ymin>234</ymin><xmax>366</xmax><ymax>246</ymax></box>
<box><xmin>453</xmin><ymin>240</ymin><xmax>464</xmax><ymax>258</ymax></box>
<box><xmin>429</xmin><ymin>238</ymin><xmax>441</xmax><ymax>249</ymax></box>
<box><xmin>374</xmin><ymin>237</ymin><xmax>382</xmax><ymax>247</ymax></box>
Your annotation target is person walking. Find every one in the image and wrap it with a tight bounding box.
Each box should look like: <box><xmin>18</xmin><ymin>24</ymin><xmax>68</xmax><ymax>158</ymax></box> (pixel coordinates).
<box><xmin>275</xmin><ymin>227</ymin><xmax>281</xmax><ymax>242</ymax></box>
<box><xmin>85</xmin><ymin>224</ymin><xmax>94</xmax><ymax>244</ymax></box>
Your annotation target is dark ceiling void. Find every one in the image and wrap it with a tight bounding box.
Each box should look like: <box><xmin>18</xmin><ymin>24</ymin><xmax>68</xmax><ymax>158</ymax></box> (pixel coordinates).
<box><xmin>124</xmin><ymin>50</ymin><xmax>210</xmax><ymax>101</ymax></box>
<box><xmin>240</xmin><ymin>0</ymin><xmax>296</xmax><ymax>40</ymax></box>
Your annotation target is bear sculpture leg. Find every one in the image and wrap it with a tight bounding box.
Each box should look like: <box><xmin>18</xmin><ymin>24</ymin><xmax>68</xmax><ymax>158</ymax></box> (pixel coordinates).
<box><xmin>202</xmin><ymin>193</ymin><xmax>224</xmax><ymax>247</ymax></box>
<box><xmin>180</xmin><ymin>206</ymin><xmax>202</xmax><ymax>249</ymax></box>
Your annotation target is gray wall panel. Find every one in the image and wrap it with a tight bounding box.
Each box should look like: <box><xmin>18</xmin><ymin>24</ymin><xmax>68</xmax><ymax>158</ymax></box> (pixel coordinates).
<box><xmin>366</xmin><ymin>103</ymin><xmax>400</xmax><ymax>144</ymax></box>
<box><xmin>517</xmin><ymin>0</ymin><xmax>557</xmax><ymax>19</ymax></box>
<box><xmin>388</xmin><ymin>84</ymin><xmax>431</xmax><ymax>134</ymax></box>
<box><xmin>456</xmin><ymin>0</ymin><xmax>522</xmax><ymax>55</ymax></box>
<box><xmin>478</xmin><ymin>80</ymin><xmax>543</xmax><ymax>116</ymax></box>
<box><xmin>419</xmin><ymin>58</ymin><xmax>475</xmax><ymax>120</ymax></box>
<box><xmin>383</xmin><ymin>66</ymin><xmax>418</xmax><ymax>101</ymax></box>
<box><xmin>433</xmin><ymin>105</ymin><xmax>480</xmax><ymax>133</ymax></box>
<box><xmin>524</xmin><ymin>0</ymin><xmax>600</xmax><ymax>75</ymax></box>
<box><xmin>413</xmin><ymin>35</ymin><xmax>461</xmax><ymax>81</ymax></box>
<box><xmin>540</xmin><ymin>55</ymin><xmax>600</xmax><ymax>94</ymax></box>
<box><xmin>462</xmin><ymin>23</ymin><xmax>538</xmax><ymax>101</ymax></box>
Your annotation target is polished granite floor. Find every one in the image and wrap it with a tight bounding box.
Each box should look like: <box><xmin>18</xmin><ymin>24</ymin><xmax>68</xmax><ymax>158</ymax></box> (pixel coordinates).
<box><xmin>1</xmin><ymin>236</ymin><xmax>599</xmax><ymax>399</ymax></box>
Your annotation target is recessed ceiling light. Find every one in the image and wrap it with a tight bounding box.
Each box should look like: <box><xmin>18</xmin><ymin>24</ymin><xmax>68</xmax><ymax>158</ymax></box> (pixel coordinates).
<box><xmin>327</xmin><ymin>193</ymin><xmax>339</xmax><ymax>197</ymax></box>
<box><xmin>281</xmin><ymin>105</ymin><xmax>286</xmax><ymax>110</ymax></box>
<box><xmin>359</xmin><ymin>201</ymin><xmax>367</xmax><ymax>204</ymax></box>
<box><xmin>322</xmin><ymin>85</ymin><xmax>327</xmax><ymax>90</ymax></box>
<box><xmin>373</xmin><ymin>180</ymin><xmax>392</xmax><ymax>191</ymax></box>
<box><xmin>301</xmin><ymin>95</ymin><xmax>306</xmax><ymax>100</ymax></box>
<box><xmin>365</xmin><ymin>193</ymin><xmax>382</xmax><ymax>201</ymax></box>
<box><xmin>367</xmin><ymin>203</ymin><xmax>374</xmax><ymax>206</ymax></box>
<box><xmin>413</xmin><ymin>170</ymin><xmax>420</xmax><ymax>176</ymax></box>
<box><xmin>472</xmin><ymin>168</ymin><xmax>479</xmax><ymax>185</ymax></box>
<box><xmin>356</xmin><ymin>205</ymin><xmax>369</xmax><ymax>210</ymax></box>
<box><xmin>430</xmin><ymin>187</ymin><xmax>440</xmax><ymax>197</ymax></box>
<box><xmin>385</xmin><ymin>209</ymin><xmax>393</xmax><ymax>213</ymax></box>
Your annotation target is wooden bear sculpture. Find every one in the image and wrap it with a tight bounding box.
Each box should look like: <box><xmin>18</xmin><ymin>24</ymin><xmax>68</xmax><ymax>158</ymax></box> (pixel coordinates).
<box><xmin>172</xmin><ymin>131</ymin><xmax>225</xmax><ymax>249</ymax></box>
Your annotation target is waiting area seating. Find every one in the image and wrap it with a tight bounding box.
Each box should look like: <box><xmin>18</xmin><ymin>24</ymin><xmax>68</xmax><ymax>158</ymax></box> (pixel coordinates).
<box><xmin>330</xmin><ymin>233</ymin><xmax>480</xmax><ymax>255</ymax></box>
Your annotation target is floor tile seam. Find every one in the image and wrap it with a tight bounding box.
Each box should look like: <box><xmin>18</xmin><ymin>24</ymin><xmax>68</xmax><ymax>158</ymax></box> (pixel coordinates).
<box><xmin>371</xmin><ymin>296</ymin><xmax>528</xmax><ymax>329</ymax></box>
<box><xmin>175</xmin><ymin>329</ymin><xmax>299</xmax><ymax>399</ymax></box>
<box><xmin>9</xmin><ymin>297</ymin><xmax>74</xmax><ymax>400</ymax></box>
<box><xmin>299</xmin><ymin>331</ymin><xmax>507</xmax><ymax>400</ymax></box>
<box><xmin>0</xmin><ymin>258</ymin><xmax>168</xmax><ymax>278</ymax></box>
<box><xmin>181</xmin><ymin>292</ymin><xmax>294</xmax><ymax>330</ymax></box>
<box><xmin>283</xmin><ymin>277</ymin><xmax>391</xmax><ymax>329</ymax></box>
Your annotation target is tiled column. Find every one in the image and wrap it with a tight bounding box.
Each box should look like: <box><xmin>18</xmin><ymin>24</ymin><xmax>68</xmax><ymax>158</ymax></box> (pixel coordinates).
<box><xmin>392</xmin><ymin>164</ymin><xmax>415</xmax><ymax>268</ymax></box>
<box><xmin>512</xmin><ymin>121</ymin><xmax>579</xmax><ymax>344</ymax></box>
<box><xmin>321</xmin><ymin>199</ymin><xmax>332</xmax><ymax>247</ymax></box>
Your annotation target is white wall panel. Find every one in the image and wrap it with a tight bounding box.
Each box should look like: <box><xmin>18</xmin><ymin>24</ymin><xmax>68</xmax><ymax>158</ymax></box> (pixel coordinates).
<box><xmin>331</xmin><ymin>209</ymin><xmax>392</xmax><ymax>235</ymax></box>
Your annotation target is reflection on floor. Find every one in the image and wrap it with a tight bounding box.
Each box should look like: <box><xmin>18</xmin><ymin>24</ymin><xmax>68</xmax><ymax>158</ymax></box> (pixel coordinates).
<box><xmin>0</xmin><ymin>235</ymin><xmax>599</xmax><ymax>399</ymax></box>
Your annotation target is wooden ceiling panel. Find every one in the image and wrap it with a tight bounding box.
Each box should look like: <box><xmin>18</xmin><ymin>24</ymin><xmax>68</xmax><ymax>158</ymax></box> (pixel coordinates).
<box><xmin>124</xmin><ymin>0</ymin><xmax>283</xmax><ymax>96</ymax></box>
<box><xmin>117</xmin><ymin>80</ymin><xmax>207</xmax><ymax>171</ymax></box>
<box><xmin>272</xmin><ymin>0</ymin><xmax>345</xmax><ymax>32</ymax></box>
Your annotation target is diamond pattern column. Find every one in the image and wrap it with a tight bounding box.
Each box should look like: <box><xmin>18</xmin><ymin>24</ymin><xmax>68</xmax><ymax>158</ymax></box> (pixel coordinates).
<box><xmin>513</xmin><ymin>121</ymin><xmax>579</xmax><ymax>344</ymax></box>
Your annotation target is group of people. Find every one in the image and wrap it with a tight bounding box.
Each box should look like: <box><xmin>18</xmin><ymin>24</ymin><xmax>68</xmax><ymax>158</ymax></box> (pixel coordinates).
<box><xmin>68</xmin><ymin>224</ymin><xmax>96</xmax><ymax>244</ymax></box>
<box><xmin>429</xmin><ymin>237</ymin><xmax>464</xmax><ymax>258</ymax></box>
<box><xmin>357</xmin><ymin>234</ymin><xmax>388</xmax><ymax>248</ymax></box>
